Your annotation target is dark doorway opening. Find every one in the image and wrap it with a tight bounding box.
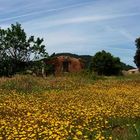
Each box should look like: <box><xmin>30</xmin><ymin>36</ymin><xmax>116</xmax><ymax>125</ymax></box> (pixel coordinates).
<box><xmin>63</xmin><ymin>61</ymin><xmax>69</xmax><ymax>72</ymax></box>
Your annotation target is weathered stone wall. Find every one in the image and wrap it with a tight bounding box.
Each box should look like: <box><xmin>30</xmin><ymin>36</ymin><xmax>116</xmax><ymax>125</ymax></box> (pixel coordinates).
<box><xmin>44</xmin><ymin>56</ymin><xmax>84</xmax><ymax>76</ymax></box>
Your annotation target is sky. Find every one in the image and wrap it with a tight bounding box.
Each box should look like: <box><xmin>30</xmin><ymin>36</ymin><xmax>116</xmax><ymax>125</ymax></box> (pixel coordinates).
<box><xmin>0</xmin><ymin>0</ymin><xmax>140</xmax><ymax>66</ymax></box>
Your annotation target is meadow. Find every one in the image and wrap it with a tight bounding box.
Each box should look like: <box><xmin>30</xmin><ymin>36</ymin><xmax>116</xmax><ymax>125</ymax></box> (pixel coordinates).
<box><xmin>0</xmin><ymin>74</ymin><xmax>140</xmax><ymax>140</ymax></box>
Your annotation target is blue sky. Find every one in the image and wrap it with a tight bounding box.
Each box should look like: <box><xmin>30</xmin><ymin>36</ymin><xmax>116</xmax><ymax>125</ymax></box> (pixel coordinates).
<box><xmin>0</xmin><ymin>0</ymin><xmax>140</xmax><ymax>66</ymax></box>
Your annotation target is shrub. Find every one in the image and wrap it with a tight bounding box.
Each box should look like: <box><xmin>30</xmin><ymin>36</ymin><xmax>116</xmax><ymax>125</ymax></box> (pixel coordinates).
<box><xmin>90</xmin><ymin>50</ymin><xmax>122</xmax><ymax>76</ymax></box>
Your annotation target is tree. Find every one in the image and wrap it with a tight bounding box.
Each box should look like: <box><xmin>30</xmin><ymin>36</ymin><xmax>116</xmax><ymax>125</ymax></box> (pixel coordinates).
<box><xmin>0</xmin><ymin>23</ymin><xmax>48</xmax><ymax>76</ymax></box>
<box><xmin>90</xmin><ymin>50</ymin><xmax>122</xmax><ymax>76</ymax></box>
<box><xmin>134</xmin><ymin>37</ymin><xmax>140</xmax><ymax>70</ymax></box>
<box><xmin>0</xmin><ymin>23</ymin><xmax>48</xmax><ymax>62</ymax></box>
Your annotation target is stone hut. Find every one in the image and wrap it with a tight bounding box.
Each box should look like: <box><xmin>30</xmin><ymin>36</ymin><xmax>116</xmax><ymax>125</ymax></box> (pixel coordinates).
<box><xmin>44</xmin><ymin>56</ymin><xmax>84</xmax><ymax>76</ymax></box>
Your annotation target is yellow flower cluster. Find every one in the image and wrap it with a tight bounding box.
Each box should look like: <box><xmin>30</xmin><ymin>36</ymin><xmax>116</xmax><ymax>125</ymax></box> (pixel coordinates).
<box><xmin>0</xmin><ymin>75</ymin><xmax>140</xmax><ymax>139</ymax></box>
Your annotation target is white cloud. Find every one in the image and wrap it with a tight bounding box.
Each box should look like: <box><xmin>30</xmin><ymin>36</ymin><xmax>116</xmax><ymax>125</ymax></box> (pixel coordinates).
<box><xmin>106</xmin><ymin>26</ymin><xmax>135</xmax><ymax>42</ymax></box>
<box><xmin>44</xmin><ymin>12</ymin><xmax>140</xmax><ymax>28</ymax></box>
<box><xmin>0</xmin><ymin>1</ymin><xmax>92</xmax><ymax>23</ymax></box>
<box><xmin>46</xmin><ymin>30</ymin><xmax>89</xmax><ymax>46</ymax></box>
<box><xmin>22</xmin><ymin>12</ymin><xmax>140</xmax><ymax>32</ymax></box>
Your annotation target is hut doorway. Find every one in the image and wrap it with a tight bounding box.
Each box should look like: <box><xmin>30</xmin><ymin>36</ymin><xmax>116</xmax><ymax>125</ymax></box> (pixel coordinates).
<box><xmin>63</xmin><ymin>61</ymin><xmax>69</xmax><ymax>72</ymax></box>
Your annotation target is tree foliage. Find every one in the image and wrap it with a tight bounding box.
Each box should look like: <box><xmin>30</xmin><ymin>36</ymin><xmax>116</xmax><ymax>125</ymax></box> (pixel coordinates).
<box><xmin>134</xmin><ymin>37</ymin><xmax>140</xmax><ymax>70</ymax></box>
<box><xmin>91</xmin><ymin>50</ymin><xmax>122</xmax><ymax>76</ymax></box>
<box><xmin>0</xmin><ymin>23</ymin><xmax>48</xmax><ymax>76</ymax></box>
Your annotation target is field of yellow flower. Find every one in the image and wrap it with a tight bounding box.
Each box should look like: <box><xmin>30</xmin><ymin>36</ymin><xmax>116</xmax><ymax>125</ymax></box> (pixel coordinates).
<box><xmin>0</xmin><ymin>74</ymin><xmax>140</xmax><ymax>140</ymax></box>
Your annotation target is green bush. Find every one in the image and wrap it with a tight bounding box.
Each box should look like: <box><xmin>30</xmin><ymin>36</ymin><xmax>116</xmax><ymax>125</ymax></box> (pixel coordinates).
<box><xmin>90</xmin><ymin>50</ymin><xmax>122</xmax><ymax>76</ymax></box>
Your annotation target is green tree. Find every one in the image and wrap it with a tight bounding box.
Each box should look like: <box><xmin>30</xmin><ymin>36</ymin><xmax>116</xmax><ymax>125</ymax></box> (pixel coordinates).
<box><xmin>90</xmin><ymin>50</ymin><xmax>122</xmax><ymax>76</ymax></box>
<box><xmin>0</xmin><ymin>23</ymin><xmax>48</xmax><ymax>76</ymax></box>
<box><xmin>134</xmin><ymin>37</ymin><xmax>140</xmax><ymax>70</ymax></box>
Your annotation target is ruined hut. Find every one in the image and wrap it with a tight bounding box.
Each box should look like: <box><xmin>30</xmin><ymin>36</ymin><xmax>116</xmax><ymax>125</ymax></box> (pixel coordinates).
<box><xmin>44</xmin><ymin>56</ymin><xmax>85</xmax><ymax>76</ymax></box>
